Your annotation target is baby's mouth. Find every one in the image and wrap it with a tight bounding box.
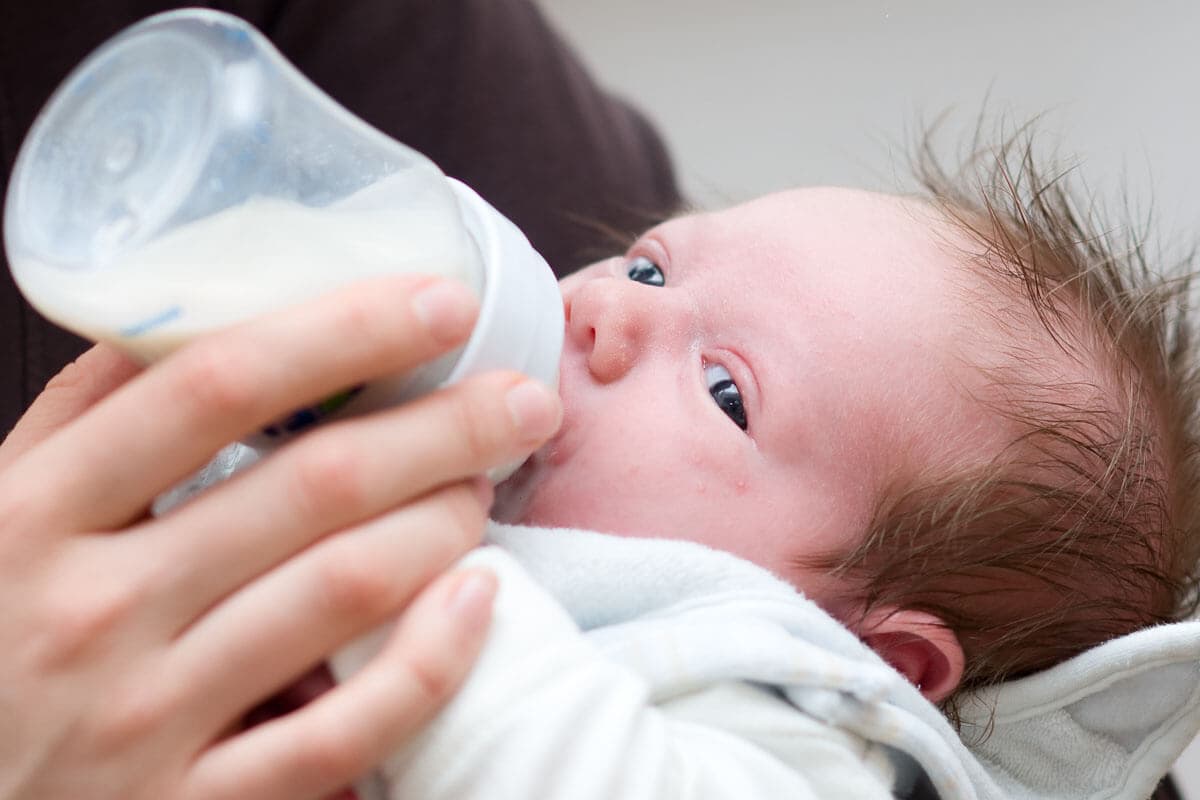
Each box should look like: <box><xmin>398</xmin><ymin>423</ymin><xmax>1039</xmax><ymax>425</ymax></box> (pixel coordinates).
<box><xmin>243</xmin><ymin>663</ymin><xmax>358</xmax><ymax>800</ymax></box>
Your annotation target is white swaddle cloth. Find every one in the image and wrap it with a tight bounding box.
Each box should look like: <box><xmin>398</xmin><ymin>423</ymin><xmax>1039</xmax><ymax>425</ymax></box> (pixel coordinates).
<box><xmin>483</xmin><ymin>524</ymin><xmax>1200</xmax><ymax>800</ymax></box>
<box><xmin>328</xmin><ymin>522</ymin><xmax>1200</xmax><ymax>800</ymax></box>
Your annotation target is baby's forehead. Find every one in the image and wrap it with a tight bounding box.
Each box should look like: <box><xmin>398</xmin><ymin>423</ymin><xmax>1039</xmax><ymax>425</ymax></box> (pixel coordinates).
<box><xmin>659</xmin><ymin>185</ymin><xmax>1097</xmax><ymax>382</ymax></box>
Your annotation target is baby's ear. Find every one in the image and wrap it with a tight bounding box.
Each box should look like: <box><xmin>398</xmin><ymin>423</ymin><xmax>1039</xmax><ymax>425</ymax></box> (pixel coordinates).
<box><xmin>855</xmin><ymin>607</ymin><xmax>964</xmax><ymax>704</ymax></box>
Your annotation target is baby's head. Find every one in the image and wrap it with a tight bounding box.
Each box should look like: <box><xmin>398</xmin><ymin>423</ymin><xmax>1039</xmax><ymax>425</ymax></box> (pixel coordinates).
<box><xmin>493</xmin><ymin>137</ymin><xmax>1200</xmax><ymax>711</ymax></box>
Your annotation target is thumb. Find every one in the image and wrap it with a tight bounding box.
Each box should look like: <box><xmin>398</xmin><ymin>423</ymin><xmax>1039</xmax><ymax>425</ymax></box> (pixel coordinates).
<box><xmin>0</xmin><ymin>344</ymin><xmax>142</xmax><ymax>468</ymax></box>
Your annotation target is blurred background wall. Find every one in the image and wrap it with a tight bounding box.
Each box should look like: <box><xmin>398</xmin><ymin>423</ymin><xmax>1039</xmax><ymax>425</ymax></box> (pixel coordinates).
<box><xmin>536</xmin><ymin>0</ymin><xmax>1200</xmax><ymax>793</ymax></box>
<box><xmin>539</xmin><ymin>0</ymin><xmax>1199</xmax><ymax>243</ymax></box>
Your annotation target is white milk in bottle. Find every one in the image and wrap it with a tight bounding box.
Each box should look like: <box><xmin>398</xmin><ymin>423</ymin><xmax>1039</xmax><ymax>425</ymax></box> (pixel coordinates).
<box><xmin>12</xmin><ymin>168</ymin><xmax>482</xmax><ymax>364</ymax></box>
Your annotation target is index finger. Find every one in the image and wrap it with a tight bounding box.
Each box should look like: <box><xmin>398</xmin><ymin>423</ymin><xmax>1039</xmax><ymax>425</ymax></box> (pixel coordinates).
<box><xmin>0</xmin><ymin>344</ymin><xmax>141</xmax><ymax>470</ymax></box>
<box><xmin>9</xmin><ymin>275</ymin><xmax>479</xmax><ymax>532</ymax></box>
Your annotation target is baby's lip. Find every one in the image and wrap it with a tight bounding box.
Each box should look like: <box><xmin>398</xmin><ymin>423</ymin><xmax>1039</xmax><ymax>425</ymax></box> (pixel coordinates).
<box><xmin>243</xmin><ymin>664</ymin><xmax>357</xmax><ymax>800</ymax></box>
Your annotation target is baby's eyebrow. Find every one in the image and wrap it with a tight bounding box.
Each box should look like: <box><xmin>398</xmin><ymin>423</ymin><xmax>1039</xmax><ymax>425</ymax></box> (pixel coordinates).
<box><xmin>624</xmin><ymin>206</ymin><xmax>694</xmax><ymax>252</ymax></box>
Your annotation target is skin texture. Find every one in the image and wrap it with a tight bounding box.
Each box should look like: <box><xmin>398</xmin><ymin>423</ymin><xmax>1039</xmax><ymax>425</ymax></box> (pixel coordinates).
<box><xmin>494</xmin><ymin>188</ymin><xmax>1026</xmax><ymax>699</ymax></box>
<box><xmin>0</xmin><ymin>276</ymin><xmax>562</xmax><ymax>800</ymax></box>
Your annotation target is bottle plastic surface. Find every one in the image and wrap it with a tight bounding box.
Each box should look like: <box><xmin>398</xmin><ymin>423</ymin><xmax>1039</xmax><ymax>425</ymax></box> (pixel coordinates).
<box><xmin>3</xmin><ymin>9</ymin><xmax>563</xmax><ymax>458</ymax></box>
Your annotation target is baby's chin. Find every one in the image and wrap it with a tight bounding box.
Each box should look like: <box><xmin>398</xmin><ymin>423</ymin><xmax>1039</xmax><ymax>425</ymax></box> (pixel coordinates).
<box><xmin>491</xmin><ymin>451</ymin><xmax>541</xmax><ymax>524</ymax></box>
<box><xmin>491</xmin><ymin>422</ymin><xmax>573</xmax><ymax>524</ymax></box>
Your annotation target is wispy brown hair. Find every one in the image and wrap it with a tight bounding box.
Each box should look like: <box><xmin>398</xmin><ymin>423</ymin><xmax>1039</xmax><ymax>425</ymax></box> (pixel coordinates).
<box><xmin>806</xmin><ymin>119</ymin><xmax>1200</xmax><ymax>724</ymax></box>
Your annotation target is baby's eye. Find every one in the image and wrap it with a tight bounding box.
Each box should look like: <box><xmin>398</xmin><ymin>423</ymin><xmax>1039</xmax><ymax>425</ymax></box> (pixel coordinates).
<box><xmin>704</xmin><ymin>363</ymin><xmax>748</xmax><ymax>431</ymax></box>
<box><xmin>627</xmin><ymin>256</ymin><xmax>665</xmax><ymax>286</ymax></box>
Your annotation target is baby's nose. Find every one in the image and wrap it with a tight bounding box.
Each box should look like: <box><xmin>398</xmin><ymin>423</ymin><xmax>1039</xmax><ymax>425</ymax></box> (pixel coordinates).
<box><xmin>565</xmin><ymin>277</ymin><xmax>657</xmax><ymax>383</ymax></box>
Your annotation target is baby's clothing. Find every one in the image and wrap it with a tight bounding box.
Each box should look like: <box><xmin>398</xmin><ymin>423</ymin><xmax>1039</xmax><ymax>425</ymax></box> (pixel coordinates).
<box><xmin>332</xmin><ymin>523</ymin><xmax>898</xmax><ymax>799</ymax></box>
<box><xmin>332</xmin><ymin>523</ymin><xmax>1200</xmax><ymax>800</ymax></box>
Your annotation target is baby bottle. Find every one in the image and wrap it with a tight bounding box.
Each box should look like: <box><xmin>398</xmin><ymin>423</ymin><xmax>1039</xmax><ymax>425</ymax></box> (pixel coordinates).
<box><xmin>2</xmin><ymin>8</ymin><xmax>562</xmax><ymax>465</ymax></box>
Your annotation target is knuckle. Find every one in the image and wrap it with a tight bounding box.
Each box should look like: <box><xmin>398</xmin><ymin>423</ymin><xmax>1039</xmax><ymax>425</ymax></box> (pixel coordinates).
<box><xmin>37</xmin><ymin>582</ymin><xmax>141</xmax><ymax>669</ymax></box>
<box><xmin>314</xmin><ymin>544</ymin><xmax>394</xmax><ymax>619</ymax></box>
<box><xmin>451</xmin><ymin>388</ymin><xmax>504</xmax><ymax>464</ymax></box>
<box><xmin>0</xmin><ymin>483</ymin><xmax>41</xmax><ymax>534</ymax></box>
<box><xmin>435</xmin><ymin>484</ymin><xmax>488</xmax><ymax>550</ymax></box>
<box><xmin>30</xmin><ymin>543</ymin><xmax>163</xmax><ymax>670</ymax></box>
<box><xmin>296</xmin><ymin>725</ymin><xmax>373</xmax><ymax>781</ymax></box>
<box><xmin>402</xmin><ymin>484</ymin><xmax>487</xmax><ymax>569</ymax></box>
<box><xmin>91</xmin><ymin>679</ymin><xmax>173</xmax><ymax>754</ymax></box>
<box><xmin>40</xmin><ymin>356</ymin><xmax>95</xmax><ymax>398</ymax></box>
<box><xmin>124</xmin><ymin>548</ymin><xmax>181</xmax><ymax>604</ymax></box>
<box><xmin>401</xmin><ymin>648</ymin><xmax>458</xmax><ymax>705</ymax></box>
<box><xmin>175</xmin><ymin>344</ymin><xmax>258</xmax><ymax>419</ymax></box>
<box><xmin>330</xmin><ymin>290</ymin><xmax>393</xmax><ymax>354</ymax></box>
<box><xmin>290</xmin><ymin>439</ymin><xmax>368</xmax><ymax>517</ymax></box>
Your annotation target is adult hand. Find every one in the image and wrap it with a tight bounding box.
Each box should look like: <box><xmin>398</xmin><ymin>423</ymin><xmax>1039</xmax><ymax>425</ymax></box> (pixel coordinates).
<box><xmin>0</xmin><ymin>275</ymin><xmax>562</xmax><ymax>800</ymax></box>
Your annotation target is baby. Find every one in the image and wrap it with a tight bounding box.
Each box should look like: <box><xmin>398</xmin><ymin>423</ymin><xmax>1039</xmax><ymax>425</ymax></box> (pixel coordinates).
<box><xmin>294</xmin><ymin>137</ymin><xmax>1200</xmax><ymax>800</ymax></box>
<box><xmin>489</xmin><ymin>141</ymin><xmax>1200</xmax><ymax>707</ymax></box>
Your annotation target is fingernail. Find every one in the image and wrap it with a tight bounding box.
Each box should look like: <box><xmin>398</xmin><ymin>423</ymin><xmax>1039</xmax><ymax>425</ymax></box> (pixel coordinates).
<box><xmin>411</xmin><ymin>280</ymin><xmax>478</xmax><ymax>344</ymax></box>
<box><xmin>505</xmin><ymin>380</ymin><xmax>561</xmax><ymax>440</ymax></box>
<box><xmin>445</xmin><ymin>569</ymin><xmax>498</xmax><ymax>618</ymax></box>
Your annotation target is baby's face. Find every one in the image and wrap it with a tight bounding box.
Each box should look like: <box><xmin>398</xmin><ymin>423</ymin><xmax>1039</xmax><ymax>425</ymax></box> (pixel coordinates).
<box><xmin>494</xmin><ymin>187</ymin><xmax>1009</xmax><ymax>607</ymax></box>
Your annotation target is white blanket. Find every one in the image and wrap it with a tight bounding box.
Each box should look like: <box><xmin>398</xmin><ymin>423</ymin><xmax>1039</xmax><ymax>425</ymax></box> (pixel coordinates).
<box><xmin>334</xmin><ymin>523</ymin><xmax>1200</xmax><ymax>799</ymax></box>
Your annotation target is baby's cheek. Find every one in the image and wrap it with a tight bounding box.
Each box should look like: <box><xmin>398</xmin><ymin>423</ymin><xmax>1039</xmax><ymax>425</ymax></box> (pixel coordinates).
<box><xmin>677</xmin><ymin>438</ymin><xmax>758</xmax><ymax>501</ymax></box>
